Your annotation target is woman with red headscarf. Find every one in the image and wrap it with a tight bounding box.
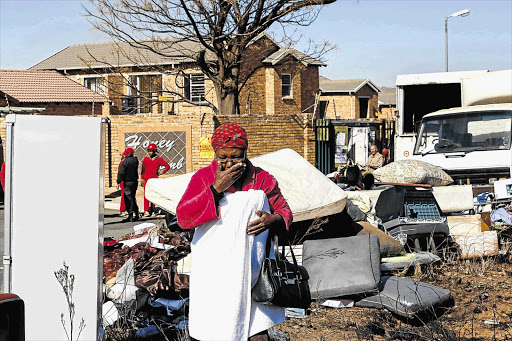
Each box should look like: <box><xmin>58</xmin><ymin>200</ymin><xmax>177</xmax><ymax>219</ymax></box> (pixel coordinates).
<box><xmin>141</xmin><ymin>143</ymin><xmax>170</xmax><ymax>217</ymax></box>
<box><xmin>177</xmin><ymin>123</ymin><xmax>292</xmax><ymax>341</ymax></box>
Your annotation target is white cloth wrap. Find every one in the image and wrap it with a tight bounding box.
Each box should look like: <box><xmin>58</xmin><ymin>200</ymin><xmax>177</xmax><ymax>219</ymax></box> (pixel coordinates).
<box><xmin>188</xmin><ymin>189</ymin><xmax>285</xmax><ymax>341</ymax></box>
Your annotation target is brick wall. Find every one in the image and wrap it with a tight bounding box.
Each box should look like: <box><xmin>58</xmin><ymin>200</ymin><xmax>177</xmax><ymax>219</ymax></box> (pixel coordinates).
<box><xmin>0</xmin><ymin>99</ymin><xmax>104</xmax><ymax>117</ymax></box>
<box><xmin>355</xmin><ymin>85</ymin><xmax>379</xmax><ymax>119</ymax></box>
<box><xmin>320</xmin><ymin>93</ymin><xmax>355</xmax><ymax>119</ymax></box>
<box><xmin>301</xmin><ymin>67</ymin><xmax>319</xmax><ymax>113</ymax></box>
<box><xmin>0</xmin><ymin>112</ymin><xmax>315</xmax><ymax>190</ymax></box>
<box><xmin>105</xmin><ymin>112</ymin><xmax>315</xmax><ymax>188</ymax></box>
<box><xmin>19</xmin><ymin>102</ymin><xmax>104</xmax><ymax>116</ymax></box>
<box><xmin>239</xmin><ymin>36</ymin><xmax>280</xmax><ymax>115</ymax></box>
<box><xmin>320</xmin><ymin>84</ymin><xmax>379</xmax><ymax>120</ymax></box>
<box><xmin>379</xmin><ymin>105</ymin><xmax>397</xmax><ymax>121</ymax></box>
<box><xmin>271</xmin><ymin>55</ymin><xmax>303</xmax><ymax>115</ymax></box>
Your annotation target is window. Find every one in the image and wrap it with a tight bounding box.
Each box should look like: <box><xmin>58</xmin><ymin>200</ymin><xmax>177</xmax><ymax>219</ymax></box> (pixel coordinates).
<box><xmin>414</xmin><ymin>110</ymin><xmax>512</xmax><ymax>155</ymax></box>
<box><xmin>359</xmin><ymin>97</ymin><xmax>369</xmax><ymax>118</ymax></box>
<box><xmin>83</xmin><ymin>77</ymin><xmax>105</xmax><ymax>95</ymax></box>
<box><xmin>183</xmin><ymin>74</ymin><xmax>205</xmax><ymax>102</ymax></box>
<box><xmin>130</xmin><ymin>75</ymin><xmax>162</xmax><ymax>114</ymax></box>
<box><xmin>281</xmin><ymin>74</ymin><xmax>292</xmax><ymax>97</ymax></box>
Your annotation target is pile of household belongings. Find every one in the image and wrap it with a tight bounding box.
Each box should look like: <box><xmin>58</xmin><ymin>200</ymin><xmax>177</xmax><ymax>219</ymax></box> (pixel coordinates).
<box><xmin>102</xmin><ymin>222</ymin><xmax>192</xmax><ymax>338</ymax></box>
<box><xmin>139</xmin><ymin>150</ymin><xmax>461</xmax><ymax>326</ymax></box>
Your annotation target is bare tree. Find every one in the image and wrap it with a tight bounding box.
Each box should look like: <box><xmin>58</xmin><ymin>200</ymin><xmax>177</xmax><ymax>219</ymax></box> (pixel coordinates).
<box><xmin>85</xmin><ymin>0</ymin><xmax>336</xmax><ymax>114</ymax></box>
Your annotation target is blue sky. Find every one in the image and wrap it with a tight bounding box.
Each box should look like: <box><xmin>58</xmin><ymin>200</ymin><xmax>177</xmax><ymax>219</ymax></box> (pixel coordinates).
<box><xmin>0</xmin><ymin>0</ymin><xmax>511</xmax><ymax>86</ymax></box>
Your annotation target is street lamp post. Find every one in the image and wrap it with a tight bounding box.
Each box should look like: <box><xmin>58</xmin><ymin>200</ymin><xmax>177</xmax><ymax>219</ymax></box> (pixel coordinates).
<box><xmin>445</xmin><ymin>9</ymin><xmax>470</xmax><ymax>72</ymax></box>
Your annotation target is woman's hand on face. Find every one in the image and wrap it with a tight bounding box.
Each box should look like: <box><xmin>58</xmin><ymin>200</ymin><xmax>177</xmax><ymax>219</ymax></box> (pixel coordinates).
<box><xmin>247</xmin><ymin>211</ymin><xmax>283</xmax><ymax>235</ymax></box>
<box><xmin>212</xmin><ymin>160</ymin><xmax>246</xmax><ymax>192</ymax></box>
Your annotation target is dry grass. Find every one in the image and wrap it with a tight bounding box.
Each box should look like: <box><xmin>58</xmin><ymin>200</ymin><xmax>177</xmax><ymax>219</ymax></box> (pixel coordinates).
<box><xmin>277</xmin><ymin>238</ymin><xmax>512</xmax><ymax>341</ymax></box>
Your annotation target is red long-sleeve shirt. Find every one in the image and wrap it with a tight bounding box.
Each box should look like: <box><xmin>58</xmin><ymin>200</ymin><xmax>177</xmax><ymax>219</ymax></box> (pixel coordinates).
<box><xmin>176</xmin><ymin>160</ymin><xmax>293</xmax><ymax>230</ymax></box>
<box><xmin>141</xmin><ymin>156</ymin><xmax>170</xmax><ymax>181</ymax></box>
<box><xmin>0</xmin><ymin>162</ymin><xmax>5</xmax><ymax>191</ymax></box>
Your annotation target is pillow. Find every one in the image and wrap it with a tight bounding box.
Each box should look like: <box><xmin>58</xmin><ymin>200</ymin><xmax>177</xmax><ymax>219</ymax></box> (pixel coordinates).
<box><xmin>373</xmin><ymin>160</ymin><xmax>453</xmax><ymax>186</ymax></box>
<box><xmin>303</xmin><ymin>234</ymin><xmax>381</xmax><ymax>299</ymax></box>
<box><xmin>380</xmin><ymin>252</ymin><xmax>440</xmax><ymax>272</ymax></box>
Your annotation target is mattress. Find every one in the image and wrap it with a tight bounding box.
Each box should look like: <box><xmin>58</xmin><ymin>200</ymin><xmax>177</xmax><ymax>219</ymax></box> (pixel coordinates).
<box><xmin>145</xmin><ymin>148</ymin><xmax>347</xmax><ymax>222</ymax></box>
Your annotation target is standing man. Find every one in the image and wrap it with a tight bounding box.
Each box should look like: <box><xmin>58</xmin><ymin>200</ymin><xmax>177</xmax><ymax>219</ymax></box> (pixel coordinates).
<box><xmin>117</xmin><ymin>147</ymin><xmax>140</xmax><ymax>222</ymax></box>
<box><xmin>141</xmin><ymin>143</ymin><xmax>170</xmax><ymax>217</ymax></box>
<box><xmin>364</xmin><ymin>145</ymin><xmax>385</xmax><ymax>171</ymax></box>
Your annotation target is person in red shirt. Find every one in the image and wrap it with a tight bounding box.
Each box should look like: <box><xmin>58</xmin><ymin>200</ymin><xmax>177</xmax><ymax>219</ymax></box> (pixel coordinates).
<box><xmin>0</xmin><ymin>161</ymin><xmax>5</xmax><ymax>192</ymax></box>
<box><xmin>141</xmin><ymin>143</ymin><xmax>170</xmax><ymax>217</ymax></box>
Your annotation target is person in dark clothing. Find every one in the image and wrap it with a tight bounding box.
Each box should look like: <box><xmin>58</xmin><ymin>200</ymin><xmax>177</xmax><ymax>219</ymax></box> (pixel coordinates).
<box><xmin>117</xmin><ymin>148</ymin><xmax>140</xmax><ymax>222</ymax></box>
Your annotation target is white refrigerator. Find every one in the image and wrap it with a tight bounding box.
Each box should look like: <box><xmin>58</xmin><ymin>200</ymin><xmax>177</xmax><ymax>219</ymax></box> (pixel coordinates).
<box><xmin>3</xmin><ymin>114</ymin><xmax>105</xmax><ymax>341</ymax></box>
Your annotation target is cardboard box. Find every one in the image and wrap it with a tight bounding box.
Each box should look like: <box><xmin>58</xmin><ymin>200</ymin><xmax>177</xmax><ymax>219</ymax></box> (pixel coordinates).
<box><xmin>447</xmin><ymin>214</ymin><xmax>482</xmax><ymax>236</ymax></box>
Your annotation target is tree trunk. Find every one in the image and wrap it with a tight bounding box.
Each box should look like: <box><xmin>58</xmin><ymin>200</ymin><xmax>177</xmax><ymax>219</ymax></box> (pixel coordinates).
<box><xmin>217</xmin><ymin>91</ymin><xmax>239</xmax><ymax>115</ymax></box>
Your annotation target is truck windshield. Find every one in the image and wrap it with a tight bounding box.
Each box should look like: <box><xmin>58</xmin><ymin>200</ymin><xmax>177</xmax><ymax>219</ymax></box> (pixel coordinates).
<box><xmin>414</xmin><ymin>110</ymin><xmax>512</xmax><ymax>155</ymax></box>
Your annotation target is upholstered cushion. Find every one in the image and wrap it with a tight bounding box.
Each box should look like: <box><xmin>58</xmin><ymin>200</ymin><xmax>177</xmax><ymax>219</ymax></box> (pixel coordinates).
<box><xmin>355</xmin><ymin>276</ymin><xmax>452</xmax><ymax>318</ymax></box>
<box><xmin>303</xmin><ymin>234</ymin><xmax>381</xmax><ymax>299</ymax></box>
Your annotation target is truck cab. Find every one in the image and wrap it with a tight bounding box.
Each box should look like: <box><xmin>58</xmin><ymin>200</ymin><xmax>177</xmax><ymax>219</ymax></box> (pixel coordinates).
<box><xmin>412</xmin><ymin>103</ymin><xmax>512</xmax><ymax>184</ymax></box>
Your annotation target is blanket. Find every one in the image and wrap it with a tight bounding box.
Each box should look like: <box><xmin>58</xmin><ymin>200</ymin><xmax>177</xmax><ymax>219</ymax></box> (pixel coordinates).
<box><xmin>188</xmin><ymin>190</ymin><xmax>285</xmax><ymax>340</ymax></box>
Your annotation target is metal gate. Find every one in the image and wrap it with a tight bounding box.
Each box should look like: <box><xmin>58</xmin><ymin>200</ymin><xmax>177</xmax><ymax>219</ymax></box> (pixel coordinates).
<box><xmin>315</xmin><ymin>119</ymin><xmax>388</xmax><ymax>174</ymax></box>
<box><xmin>315</xmin><ymin>119</ymin><xmax>333</xmax><ymax>174</ymax></box>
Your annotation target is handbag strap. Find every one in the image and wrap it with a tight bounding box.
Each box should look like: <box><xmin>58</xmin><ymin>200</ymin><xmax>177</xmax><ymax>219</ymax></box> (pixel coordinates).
<box><xmin>265</xmin><ymin>230</ymin><xmax>302</xmax><ymax>279</ymax></box>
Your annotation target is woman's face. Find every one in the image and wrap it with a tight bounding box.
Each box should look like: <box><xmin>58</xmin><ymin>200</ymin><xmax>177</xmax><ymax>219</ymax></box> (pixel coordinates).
<box><xmin>215</xmin><ymin>147</ymin><xmax>246</xmax><ymax>171</ymax></box>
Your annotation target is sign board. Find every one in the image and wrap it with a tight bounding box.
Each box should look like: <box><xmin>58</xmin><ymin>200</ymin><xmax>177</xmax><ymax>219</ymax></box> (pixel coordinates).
<box><xmin>119</xmin><ymin>125</ymin><xmax>192</xmax><ymax>175</ymax></box>
<box><xmin>334</xmin><ymin>126</ymin><xmax>349</xmax><ymax>168</ymax></box>
<box><xmin>199</xmin><ymin>136</ymin><xmax>214</xmax><ymax>159</ymax></box>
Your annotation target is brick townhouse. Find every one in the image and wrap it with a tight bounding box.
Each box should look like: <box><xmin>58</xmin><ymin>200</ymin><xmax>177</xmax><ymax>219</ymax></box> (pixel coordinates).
<box><xmin>0</xmin><ymin>69</ymin><xmax>109</xmax><ymax>116</ymax></box>
<box><xmin>21</xmin><ymin>34</ymin><xmax>326</xmax><ymax>184</ymax></box>
<box><xmin>318</xmin><ymin>77</ymin><xmax>381</xmax><ymax>120</ymax></box>
<box><xmin>29</xmin><ymin>33</ymin><xmax>325</xmax><ymax>116</ymax></box>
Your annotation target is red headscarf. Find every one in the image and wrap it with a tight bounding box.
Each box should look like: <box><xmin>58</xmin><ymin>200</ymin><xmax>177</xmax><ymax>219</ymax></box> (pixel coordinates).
<box><xmin>211</xmin><ymin>123</ymin><xmax>248</xmax><ymax>151</ymax></box>
<box><xmin>123</xmin><ymin>147</ymin><xmax>134</xmax><ymax>156</ymax></box>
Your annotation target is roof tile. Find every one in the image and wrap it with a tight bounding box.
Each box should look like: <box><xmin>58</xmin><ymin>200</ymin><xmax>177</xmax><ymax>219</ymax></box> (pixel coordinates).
<box><xmin>320</xmin><ymin>78</ymin><xmax>380</xmax><ymax>93</ymax></box>
<box><xmin>0</xmin><ymin>70</ymin><xmax>108</xmax><ymax>103</ymax></box>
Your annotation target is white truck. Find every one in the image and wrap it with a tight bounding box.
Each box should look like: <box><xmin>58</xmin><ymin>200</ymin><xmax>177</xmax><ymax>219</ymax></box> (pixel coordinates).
<box><xmin>394</xmin><ymin>70</ymin><xmax>488</xmax><ymax>161</ymax></box>
<box><xmin>397</xmin><ymin>69</ymin><xmax>512</xmax><ymax>185</ymax></box>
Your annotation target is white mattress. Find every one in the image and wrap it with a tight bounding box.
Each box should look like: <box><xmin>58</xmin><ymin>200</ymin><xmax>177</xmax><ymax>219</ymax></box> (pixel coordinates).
<box><xmin>145</xmin><ymin>148</ymin><xmax>347</xmax><ymax>222</ymax></box>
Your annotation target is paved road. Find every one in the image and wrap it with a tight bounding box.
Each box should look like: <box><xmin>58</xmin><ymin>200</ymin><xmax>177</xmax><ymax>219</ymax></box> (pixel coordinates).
<box><xmin>0</xmin><ymin>204</ymin><xmax>165</xmax><ymax>293</ymax></box>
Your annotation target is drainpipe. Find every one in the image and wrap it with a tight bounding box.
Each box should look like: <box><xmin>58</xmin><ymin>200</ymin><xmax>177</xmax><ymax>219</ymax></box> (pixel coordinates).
<box><xmin>106</xmin><ymin>118</ymin><xmax>112</xmax><ymax>187</ymax></box>
<box><xmin>3</xmin><ymin>115</ymin><xmax>15</xmax><ymax>293</ymax></box>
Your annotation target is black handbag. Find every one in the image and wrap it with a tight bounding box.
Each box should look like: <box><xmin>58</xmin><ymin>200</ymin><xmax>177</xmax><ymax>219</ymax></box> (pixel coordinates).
<box><xmin>251</xmin><ymin>234</ymin><xmax>311</xmax><ymax>309</ymax></box>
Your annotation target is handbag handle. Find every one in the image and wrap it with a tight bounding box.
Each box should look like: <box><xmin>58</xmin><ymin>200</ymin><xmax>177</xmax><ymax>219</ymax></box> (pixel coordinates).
<box><xmin>264</xmin><ymin>230</ymin><xmax>303</xmax><ymax>279</ymax></box>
